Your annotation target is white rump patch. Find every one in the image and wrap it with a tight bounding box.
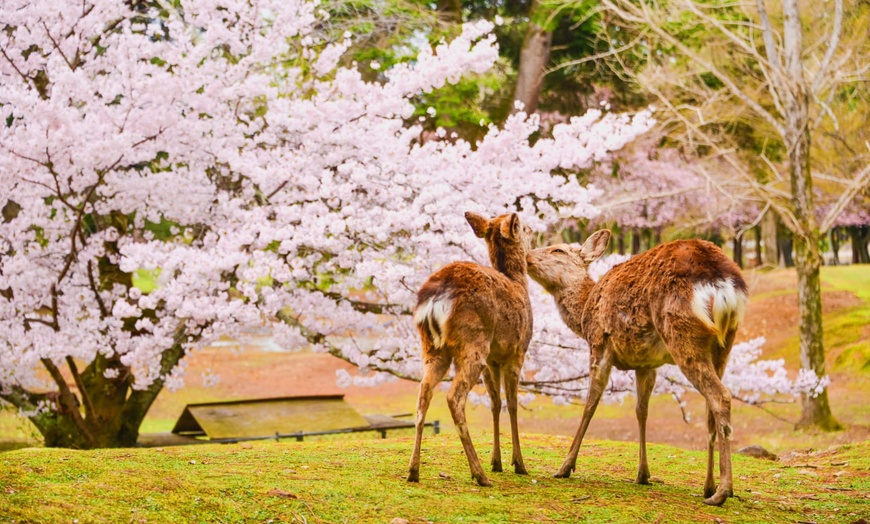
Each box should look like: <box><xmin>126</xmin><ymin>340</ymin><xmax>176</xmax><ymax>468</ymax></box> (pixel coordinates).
<box><xmin>690</xmin><ymin>280</ymin><xmax>748</xmax><ymax>345</ymax></box>
<box><xmin>414</xmin><ymin>296</ymin><xmax>453</xmax><ymax>348</ymax></box>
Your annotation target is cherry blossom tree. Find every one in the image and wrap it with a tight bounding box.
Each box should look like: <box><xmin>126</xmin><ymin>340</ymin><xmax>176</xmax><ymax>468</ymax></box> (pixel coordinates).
<box><xmin>0</xmin><ymin>0</ymin><xmax>656</xmax><ymax>448</ymax></box>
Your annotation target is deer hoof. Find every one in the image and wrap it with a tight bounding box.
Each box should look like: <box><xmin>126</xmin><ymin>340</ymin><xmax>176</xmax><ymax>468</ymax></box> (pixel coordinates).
<box><xmin>514</xmin><ymin>463</ymin><xmax>528</xmax><ymax>475</ymax></box>
<box><xmin>553</xmin><ymin>468</ymin><xmax>573</xmax><ymax>479</ymax></box>
<box><xmin>703</xmin><ymin>489</ymin><xmax>731</xmax><ymax>506</ymax></box>
<box><xmin>474</xmin><ymin>474</ymin><xmax>493</xmax><ymax>487</ymax></box>
<box><xmin>491</xmin><ymin>461</ymin><xmax>503</xmax><ymax>473</ymax></box>
<box><xmin>635</xmin><ymin>472</ymin><xmax>651</xmax><ymax>485</ymax></box>
<box><xmin>407</xmin><ymin>470</ymin><xmax>420</xmax><ymax>483</ymax></box>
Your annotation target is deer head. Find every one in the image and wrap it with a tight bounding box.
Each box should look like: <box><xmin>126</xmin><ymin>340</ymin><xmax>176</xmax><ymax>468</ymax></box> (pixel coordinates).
<box><xmin>526</xmin><ymin>230</ymin><xmax>611</xmax><ymax>294</ymax></box>
<box><xmin>465</xmin><ymin>211</ymin><xmax>533</xmax><ymax>279</ymax></box>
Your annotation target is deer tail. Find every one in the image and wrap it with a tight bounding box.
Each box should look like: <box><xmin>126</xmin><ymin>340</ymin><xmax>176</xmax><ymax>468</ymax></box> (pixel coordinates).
<box><xmin>690</xmin><ymin>279</ymin><xmax>748</xmax><ymax>346</ymax></box>
<box><xmin>414</xmin><ymin>295</ymin><xmax>453</xmax><ymax>349</ymax></box>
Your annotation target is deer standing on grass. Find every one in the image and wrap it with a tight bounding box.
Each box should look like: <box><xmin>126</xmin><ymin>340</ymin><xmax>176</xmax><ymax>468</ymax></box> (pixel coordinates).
<box><xmin>526</xmin><ymin>231</ymin><xmax>747</xmax><ymax>506</ymax></box>
<box><xmin>407</xmin><ymin>212</ymin><xmax>533</xmax><ymax>487</ymax></box>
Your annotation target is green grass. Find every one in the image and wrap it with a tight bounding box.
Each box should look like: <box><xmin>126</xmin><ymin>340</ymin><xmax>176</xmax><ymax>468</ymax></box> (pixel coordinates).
<box><xmin>821</xmin><ymin>265</ymin><xmax>870</xmax><ymax>302</ymax></box>
<box><xmin>1</xmin><ymin>435</ymin><xmax>868</xmax><ymax>523</ymax></box>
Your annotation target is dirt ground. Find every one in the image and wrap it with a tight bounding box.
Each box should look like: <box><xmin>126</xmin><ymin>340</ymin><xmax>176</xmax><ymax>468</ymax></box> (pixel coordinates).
<box><xmin>155</xmin><ymin>267</ymin><xmax>869</xmax><ymax>456</ymax></box>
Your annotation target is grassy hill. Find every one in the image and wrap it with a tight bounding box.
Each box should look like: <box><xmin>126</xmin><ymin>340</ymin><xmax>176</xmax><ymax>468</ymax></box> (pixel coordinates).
<box><xmin>1</xmin><ymin>434</ymin><xmax>868</xmax><ymax>523</ymax></box>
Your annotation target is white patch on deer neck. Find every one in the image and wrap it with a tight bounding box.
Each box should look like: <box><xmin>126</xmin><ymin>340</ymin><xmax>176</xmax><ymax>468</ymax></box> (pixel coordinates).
<box><xmin>690</xmin><ymin>280</ymin><xmax>748</xmax><ymax>345</ymax></box>
<box><xmin>414</xmin><ymin>296</ymin><xmax>453</xmax><ymax>348</ymax></box>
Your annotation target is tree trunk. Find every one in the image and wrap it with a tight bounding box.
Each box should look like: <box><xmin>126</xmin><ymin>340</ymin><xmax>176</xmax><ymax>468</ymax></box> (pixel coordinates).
<box><xmin>761</xmin><ymin>211</ymin><xmax>778</xmax><ymax>265</ymax></box>
<box><xmin>849</xmin><ymin>225</ymin><xmax>870</xmax><ymax>263</ymax></box>
<box><xmin>617</xmin><ymin>231</ymin><xmax>626</xmax><ymax>255</ymax></box>
<box><xmin>513</xmin><ymin>0</ymin><xmax>553</xmax><ymax>114</ymax></box>
<box><xmin>793</xmin><ymin>237</ymin><xmax>841</xmax><ymax>430</ymax></box>
<box><xmin>829</xmin><ymin>228</ymin><xmax>840</xmax><ymax>266</ymax></box>
<box><xmin>732</xmin><ymin>233</ymin><xmax>744</xmax><ymax>269</ymax></box>
<box><xmin>8</xmin><ymin>341</ymin><xmax>186</xmax><ymax>448</ymax></box>
<box><xmin>754</xmin><ymin>225</ymin><xmax>763</xmax><ymax>267</ymax></box>
<box><xmin>782</xmin><ymin>0</ymin><xmax>839</xmax><ymax>431</ymax></box>
<box><xmin>631</xmin><ymin>229</ymin><xmax>641</xmax><ymax>254</ymax></box>
<box><xmin>777</xmin><ymin>220</ymin><xmax>794</xmax><ymax>267</ymax></box>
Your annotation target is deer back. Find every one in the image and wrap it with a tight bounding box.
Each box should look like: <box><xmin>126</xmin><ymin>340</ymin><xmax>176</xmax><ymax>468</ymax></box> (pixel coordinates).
<box><xmin>585</xmin><ymin>240</ymin><xmax>747</xmax><ymax>362</ymax></box>
<box><xmin>415</xmin><ymin>213</ymin><xmax>532</xmax><ymax>361</ymax></box>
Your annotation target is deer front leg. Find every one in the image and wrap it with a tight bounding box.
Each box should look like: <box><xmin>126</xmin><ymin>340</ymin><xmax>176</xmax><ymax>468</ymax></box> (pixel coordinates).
<box><xmin>555</xmin><ymin>352</ymin><xmax>613</xmax><ymax>478</ymax></box>
<box><xmin>503</xmin><ymin>364</ymin><xmax>528</xmax><ymax>475</ymax></box>
<box><xmin>447</xmin><ymin>355</ymin><xmax>491</xmax><ymax>487</ymax></box>
<box><xmin>635</xmin><ymin>368</ymin><xmax>656</xmax><ymax>485</ymax></box>
<box><xmin>482</xmin><ymin>365</ymin><xmax>503</xmax><ymax>473</ymax></box>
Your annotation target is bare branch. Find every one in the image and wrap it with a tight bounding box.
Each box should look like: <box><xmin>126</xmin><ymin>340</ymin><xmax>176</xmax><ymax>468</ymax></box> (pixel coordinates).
<box><xmin>602</xmin><ymin>0</ymin><xmax>786</xmax><ymax>136</ymax></box>
<box><xmin>820</xmin><ymin>161</ymin><xmax>870</xmax><ymax>233</ymax></box>
<box><xmin>810</xmin><ymin>0</ymin><xmax>844</xmax><ymax>94</ymax></box>
<box><xmin>596</xmin><ymin>186</ymin><xmax>706</xmax><ymax>210</ymax></box>
<box><xmin>545</xmin><ymin>30</ymin><xmax>647</xmax><ymax>75</ymax></box>
<box><xmin>755</xmin><ymin>0</ymin><xmax>784</xmax><ymax>76</ymax></box>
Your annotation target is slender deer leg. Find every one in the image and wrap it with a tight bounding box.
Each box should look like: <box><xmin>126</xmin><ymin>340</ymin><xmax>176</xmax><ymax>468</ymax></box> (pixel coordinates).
<box><xmin>635</xmin><ymin>368</ymin><xmax>656</xmax><ymax>485</ymax></box>
<box><xmin>555</xmin><ymin>351</ymin><xmax>613</xmax><ymax>478</ymax></box>
<box><xmin>503</xmin><ymin>364</ymin><xmax>528</xmax><ymax>475</ymax></box>
<box><xmin>482</xmin><ymin>364</ymin><xmax>503</xmax><ymax>472</ymax></box>
<box><xmin>704</xmin><ymin>330</ymin><xmax>737</xmax><ymax>499</ymax></box>
<box><xmin>704</xmin><ymin>406</ymin><xmax>717</xmax><ymax>498</ymax></box>
<box><xmin>672</xmin><ymin>342</ymin><xmax>733</xmax><ymax>506</ymax></box>
<box><xmin>447</xmin><ymin>352</ymin><xmax>490</xmax><ymax>486</ymax></box>
<box><xmin>407</xmin><ymin>352</ymin><xmax>451</xmax><ymax>483</ymax></box>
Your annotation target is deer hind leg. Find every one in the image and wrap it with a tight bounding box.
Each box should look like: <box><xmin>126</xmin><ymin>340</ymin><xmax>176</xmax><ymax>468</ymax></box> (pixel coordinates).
<box><xmin>407</xmin><ymin>351</ymin><xmax>451</xmax><ymax>483</ymax></box>
<box><xmin>671</xmin><ymin>337</ymin><xmax>733</xmax><ymax>506</ymax></box>
<box><xmin>704</xmin><ymin>406</ymin><xmax>717</xmax><ymax>498</ymax></box>
<box><xmin>707</xmin><ymin>329</ymin><xmax>737</xmax><ymax>500</ymax></box>
<box><xmin>447</xmin><ymin>349</ymin><xmax>490</xmax><ymax>486</ymax></box>
<box><xmin>635</xmin><ymin>368</ymin><xmax>657</xmax><ymax>485</ymax></box>
<box><xmin>555</xmin><ymin>351</ymin><xmax>613</xmax><ymax>478</ymax></box>
<box><xmin>482</xmin><ymin>364</ymin><xmax>503</xmax><ymax>473</ymax></box>
<box><xmin>503</xmin><ymin>364</ymin><xmax>528</xmax><ymax>475</ymax></box>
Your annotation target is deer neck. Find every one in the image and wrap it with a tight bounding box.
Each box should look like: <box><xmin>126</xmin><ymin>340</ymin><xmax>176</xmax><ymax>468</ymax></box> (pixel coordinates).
<box><xmin>553</xmin><ymin>277</ymin><xmax>594</xmax><ymax>336</ymax></box>
<box><xmin>490</xmin><ymin>245</ymin><xmax>528</xmax><ymax>284</ymax></box>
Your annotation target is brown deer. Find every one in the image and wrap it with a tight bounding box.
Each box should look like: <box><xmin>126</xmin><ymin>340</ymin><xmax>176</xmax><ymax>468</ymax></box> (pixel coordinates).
<box><xmin>407</xmin><ymin>211</ymin><xmax>533</xmax><ymax>487</ymax></box>
<box><xmin>526</xmin><ymin>231</ymin><xmax>747</xmax><ymax>506</ymax></box>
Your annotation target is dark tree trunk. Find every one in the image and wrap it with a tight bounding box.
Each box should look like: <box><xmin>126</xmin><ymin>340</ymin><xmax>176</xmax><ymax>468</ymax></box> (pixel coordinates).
<box><xmin>631</xmin><ymin>229</ymin><xmax>641</xmax><ymax>254</ymax></box>
<box><xmin>617</xmin><ymin>232</ymin><xmax>625</xmax><ymax>255</ymax></box>
<box><xmin>8</xmin><ymin>342</ymin><xmax>186</xmax><ymax>449</ymax></box>
<box><xmin>513</xmin><ymin>0</ymin><xmax>553</xmax><ymax>114</ymax></box>
<box><xmin>754</xmin><ymin>225</ymin><xmax>763</xmax><ymax>267</ymax></box>
<box><xmin>777</xmin><ymin>221</ymin><xmax>795</xmax><ymax>267</ymax></box>
<box><xmin>829</xmin><ymin>228</ymin><xmax>840</xmax><ymax>265</ymax></box>
<box><xmin>849</xmin><ymin>225</ymin><xmax>870</xmax><ymax>264</ymax></box>
<box><xmin>732</xmin><ymin>233</ymin><xmax>744</xmax><ymax>269</ymax></box>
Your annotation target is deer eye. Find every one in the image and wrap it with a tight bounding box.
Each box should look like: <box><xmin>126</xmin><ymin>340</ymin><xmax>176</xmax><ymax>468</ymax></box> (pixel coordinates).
<box><xmin>552</xmin><ymin>248</ymin><xmax>566</xmax><ymax>254</ymax></box>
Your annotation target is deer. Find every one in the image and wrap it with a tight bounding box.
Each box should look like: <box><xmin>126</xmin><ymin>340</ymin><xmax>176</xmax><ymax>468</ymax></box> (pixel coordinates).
<box><xmin>526</xmin><ymin>230</ymin><xmax>747</xmax><ymax>506</ymax></box>
<box><xmin>407</xmin><ymin>211</ymin><xmax>533</xmax><ymax>487</ymax></box>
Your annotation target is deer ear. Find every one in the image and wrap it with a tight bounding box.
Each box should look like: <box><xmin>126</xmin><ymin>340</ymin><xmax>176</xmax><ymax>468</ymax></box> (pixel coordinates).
<box><xmin>578</xmin><ymin>230</ymin><xmax>611</xmax><ymax>263</ymax></box>
<box><xmin>465</xmin><ymin>211</ymin><xmax>489</xmax><ymax>238</ymax></box>
<box><xmin>500</xmin><ymin>213</ymin><xmax>521</xmax><ymax>241</ymax></box>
